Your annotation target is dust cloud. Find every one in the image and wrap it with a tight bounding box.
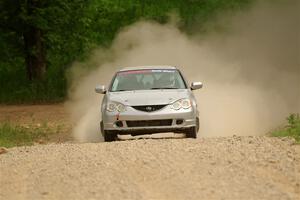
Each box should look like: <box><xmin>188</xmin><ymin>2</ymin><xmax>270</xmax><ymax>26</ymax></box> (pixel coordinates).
<box><xmin>66</xmin><ymin>0</ymin><xmax>300</xmax><ymax>142</ymax></box>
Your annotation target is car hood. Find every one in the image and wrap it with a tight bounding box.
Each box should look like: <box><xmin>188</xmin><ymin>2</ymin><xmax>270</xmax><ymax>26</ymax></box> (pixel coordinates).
<box><xmin>107</xmin><ymin>90</ymin><xmax>191</xmax><ymax>106</ymax></box>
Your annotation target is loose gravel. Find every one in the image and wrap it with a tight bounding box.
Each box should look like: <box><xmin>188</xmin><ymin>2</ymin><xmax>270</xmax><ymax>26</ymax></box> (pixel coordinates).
<box><xmin>0</xmin><ymin>136</ymin><xmax>299</xmax><ymax>200</ymax></box>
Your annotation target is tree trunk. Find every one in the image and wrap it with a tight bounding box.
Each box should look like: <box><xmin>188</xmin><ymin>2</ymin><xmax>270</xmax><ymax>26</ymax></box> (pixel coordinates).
<box><xmin>23</xmin><ymin>1</ymin><xmax>46</xmax><ymax>81</ymax></box>
<box><xmin>23</xmin><ymin>27</ymin><xmax>46</xmax><ymax>81</ymax></box>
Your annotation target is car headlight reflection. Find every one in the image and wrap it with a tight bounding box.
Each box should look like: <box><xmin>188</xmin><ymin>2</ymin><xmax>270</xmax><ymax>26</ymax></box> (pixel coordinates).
<box><xmin>106</xmin><ymin>102</ymin><xmax>126</xmax><ymax>112</ymax></box>
<box><xmin>171</xmin><ymin>99</ymin><xmax>191</xmax><ymax>110</ymax></box>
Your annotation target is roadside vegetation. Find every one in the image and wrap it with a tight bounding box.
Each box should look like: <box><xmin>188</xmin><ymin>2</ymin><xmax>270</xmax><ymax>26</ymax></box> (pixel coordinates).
<box><xmin>271</xmin><ymin>114</ymin><xmax>300</xmax><ymax>143</ymax></box>
<box><xmin>0</xmin><ymin>122</ymin><xmax>64</xmax><ymax>148</ymax></box>
<box><xmin>0</xmin><ymin>0</ymin><xmax>252</xmax><ymax>103</ymax></box>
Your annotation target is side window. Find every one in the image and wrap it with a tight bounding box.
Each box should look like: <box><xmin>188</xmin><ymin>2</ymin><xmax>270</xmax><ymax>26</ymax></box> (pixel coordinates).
<box><xmin>175</xmin><ymin>71</ymin><xmax>186</xmax><ymax>88</ymax></box>
<box><xmin>111</xmin><ymin>77</ymin><xmax>119</xmax><ymax>91</ymax></box>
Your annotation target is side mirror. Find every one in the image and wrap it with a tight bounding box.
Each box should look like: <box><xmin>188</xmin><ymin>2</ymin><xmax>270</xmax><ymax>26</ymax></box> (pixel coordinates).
<box><xmin>191</xmin><ymin>82</ymin><xmax>203</xmax><ymax>90</ymax></box>
<box><xmin>95</xmin><ymin>85</ymin><xmax>107</xmax><ymax>94</ymax></box>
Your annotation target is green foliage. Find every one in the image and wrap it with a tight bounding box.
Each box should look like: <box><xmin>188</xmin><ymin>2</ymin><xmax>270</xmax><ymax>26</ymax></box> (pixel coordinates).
<box><xmin>0</xmin><ymin>122</ymin><xmax>52</xmax><ymax>148</ymax></box>
<box><xmin>0</xmin><ymin>0</ymin><xmax>252</xmax><ymax>103</ymax></box>
<box><xmin>271</xmin><ymin>114</ymin><xmax>300</xmax><ymax>143</ymax></box>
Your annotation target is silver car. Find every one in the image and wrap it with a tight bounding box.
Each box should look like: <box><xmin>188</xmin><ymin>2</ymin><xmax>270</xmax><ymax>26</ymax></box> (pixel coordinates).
<box><xmin>95</xmin><ymin>66</ymin><xmax>203</xmax><ymax>142</ymax></box>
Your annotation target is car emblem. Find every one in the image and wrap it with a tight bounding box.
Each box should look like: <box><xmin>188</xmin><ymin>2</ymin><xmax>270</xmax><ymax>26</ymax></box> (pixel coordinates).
<box><xmin>146</xmin><ymin>106</ymin><xmax>152</xmax><ymax>111</ymax></box>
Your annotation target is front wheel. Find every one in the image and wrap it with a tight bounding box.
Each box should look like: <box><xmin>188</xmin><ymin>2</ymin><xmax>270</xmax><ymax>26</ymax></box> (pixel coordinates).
<box><xmin>104</xmin><ymin>130</ymin><xmax>117</xmax><ymax>142</ymax></box>
<box><xmin>185</xmin><ymin>117</ymin><xmax>199</xmax><ymax>139</ymax></box>
<box><xmin>185</xmin><ymin>126</ymin><xmax>197</xmax><ymax>138</ymax></box>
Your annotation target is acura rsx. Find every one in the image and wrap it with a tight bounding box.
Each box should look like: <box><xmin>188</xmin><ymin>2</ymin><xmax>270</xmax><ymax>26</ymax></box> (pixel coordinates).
<box><xmin>95</xmin><ymin>66</ymin><xmax>203</xmax><ymax>142</ymax></box>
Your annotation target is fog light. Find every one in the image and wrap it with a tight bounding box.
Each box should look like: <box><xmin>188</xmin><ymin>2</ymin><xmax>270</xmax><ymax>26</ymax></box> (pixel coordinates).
<box><xmin>176</xmin><ymin>119</ymin><xmax>184</xmax><ymax>125</ymax></box>
<box><xmin>115</xmin><ymin>121</ymin><xmax>123</xmax><ymax>127</ymax></box>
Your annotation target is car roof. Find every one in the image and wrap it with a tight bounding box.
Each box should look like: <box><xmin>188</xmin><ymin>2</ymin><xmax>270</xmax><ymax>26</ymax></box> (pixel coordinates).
<box><xmin>119</xmin><ymin>66</ymin><xmax>177</xmax><ymax>72</ymax></box>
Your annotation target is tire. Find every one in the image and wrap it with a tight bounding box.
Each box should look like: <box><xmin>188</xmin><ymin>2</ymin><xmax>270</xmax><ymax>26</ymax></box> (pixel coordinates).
<box><xmin>185</xmin><ymin>117</ymin><xmax>199</xmax><ymax>139</ymax></box>
<box><xmin>196</xmin><ymin>117</ymin><xmax>200</xmax><ymax>132</ymax></box>
<box><xmin>104</xmin><ymin>130</ymin><xmax>117</xmax><ymax>142</ymax></box>
<box><xmin>100</xmin><ymin>121</ymin><xmax>104</xmax><ymax>136</ymax></box>
<box><xmin>185</xmin><ymin>126</ymin><xmax>197</xmax><ymax>138</ymax></box>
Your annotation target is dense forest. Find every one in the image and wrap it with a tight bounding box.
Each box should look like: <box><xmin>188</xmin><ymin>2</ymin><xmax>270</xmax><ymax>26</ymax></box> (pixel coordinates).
<box><xmin>0</xmin><ymin>0</ymin><xmax>252</xmax><ymax>103</ymax></box>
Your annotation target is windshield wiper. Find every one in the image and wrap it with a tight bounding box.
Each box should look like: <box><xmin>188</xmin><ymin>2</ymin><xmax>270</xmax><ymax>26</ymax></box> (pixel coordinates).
<box><xmin>150</xmin><ymin>87</ymin><xmax>179</xmax><ymax>90</ymax></box>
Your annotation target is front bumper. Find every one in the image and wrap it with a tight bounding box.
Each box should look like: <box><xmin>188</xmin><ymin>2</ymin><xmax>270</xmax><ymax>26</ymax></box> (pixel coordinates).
<box><xmin>101</xmin><ymin>105</ymin><xmax>198</xmax><ymax>134</ymax></box>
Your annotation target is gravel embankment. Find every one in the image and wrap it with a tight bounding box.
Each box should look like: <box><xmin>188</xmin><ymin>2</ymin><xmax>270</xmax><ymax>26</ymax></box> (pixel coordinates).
<box><xmin>1</xmin><ymin>136</ymin><xmax>299</xmax><ymax>200</ymax></box>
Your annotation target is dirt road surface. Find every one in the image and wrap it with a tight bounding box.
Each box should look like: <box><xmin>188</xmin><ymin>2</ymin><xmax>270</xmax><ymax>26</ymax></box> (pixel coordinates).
<box><xmin>1</xmin><ymin>136</ymin><xmax>299</xmax><ymax>200</ymax></box>
<box><xmin>0</xmin><ymin>104</ymin><xmax>68</xmax><ymax>125</ymax></box>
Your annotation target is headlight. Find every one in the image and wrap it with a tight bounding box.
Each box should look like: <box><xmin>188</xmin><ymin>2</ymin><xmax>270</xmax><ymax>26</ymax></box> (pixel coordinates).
<box><xmin>107</xmin><ymin>103</ymin><xmax>117</xmax><ymax>112</ymax></box>
<box><xmin>181</xmin><ymin>99</ymin><xmax>191</xmax><ymax>109</ymax></box>
<box><xmin>117</xmin><ymin>103</ymin><xmax>126</xmax><ymax>112</ymax></box>
<box><xmin>170</xmin><ymin>99</ymin><xmax>191</xmax><ymax>110</ymax></box>
<box><xmin>106</xmin><ymin>102</ymin><xmax>126</xmax><ymax>112</ymax></box>
<box><xmin>171</xmin><ymin>101</ymin><xmax>182</xmax><ymax>110</ymax></box>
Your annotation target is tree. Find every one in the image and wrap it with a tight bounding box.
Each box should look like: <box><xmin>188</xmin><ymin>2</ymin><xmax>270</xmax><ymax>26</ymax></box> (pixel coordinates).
<box><xmin>23</xmin><ymin>0</ymin><xmax>47</xmax><ymax>80</ymax></box>
<box><xmin>0</xmin><ymin>0</ymin><xmax>91</xmax><ymax>81</ymax></box>
<box><xmin>0</xmin><ymin>0</ymin><xmax>252</xmax><ymax>102</ymax></box>
<box><xmin>1</xmin><ymin>0</ymin><xmax>47</xmax><ymax>80</ymax></box>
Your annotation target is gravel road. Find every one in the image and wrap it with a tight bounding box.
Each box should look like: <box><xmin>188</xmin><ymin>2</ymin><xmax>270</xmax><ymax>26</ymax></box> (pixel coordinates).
<box><xmin>1</xmin><ymin>136</ymin><xmax>299</xmax><ymax>200</ymax></box>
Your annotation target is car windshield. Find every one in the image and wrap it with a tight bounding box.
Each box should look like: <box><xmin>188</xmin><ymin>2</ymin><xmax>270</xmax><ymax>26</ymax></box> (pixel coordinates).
<box><xmin>110</xmin><ymin>69</ymin><xmax>187</xmax><ymax>92</ymax></box>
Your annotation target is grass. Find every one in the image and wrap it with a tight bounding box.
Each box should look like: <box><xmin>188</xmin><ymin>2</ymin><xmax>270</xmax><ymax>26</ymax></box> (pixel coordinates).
<box><xmin>271</xmin><ymin>114</ymin><xmax>300</xmax><ymax>143</ymax></box>
<box><xmin>0</xmin><ymin>122</ymin><xmax>61</xmax><ymax>148</ymax></box>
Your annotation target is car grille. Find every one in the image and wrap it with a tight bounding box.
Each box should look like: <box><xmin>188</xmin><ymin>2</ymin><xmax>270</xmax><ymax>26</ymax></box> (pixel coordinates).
<box><xmin>126</xmin><ymin>119</ymin><xmax>172</xmax><ymax>127</ymax></box>
<box><xmin>131</xmin><ymin>105</ymin><xmax>167</xmax><ymax>112</ymax></box>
